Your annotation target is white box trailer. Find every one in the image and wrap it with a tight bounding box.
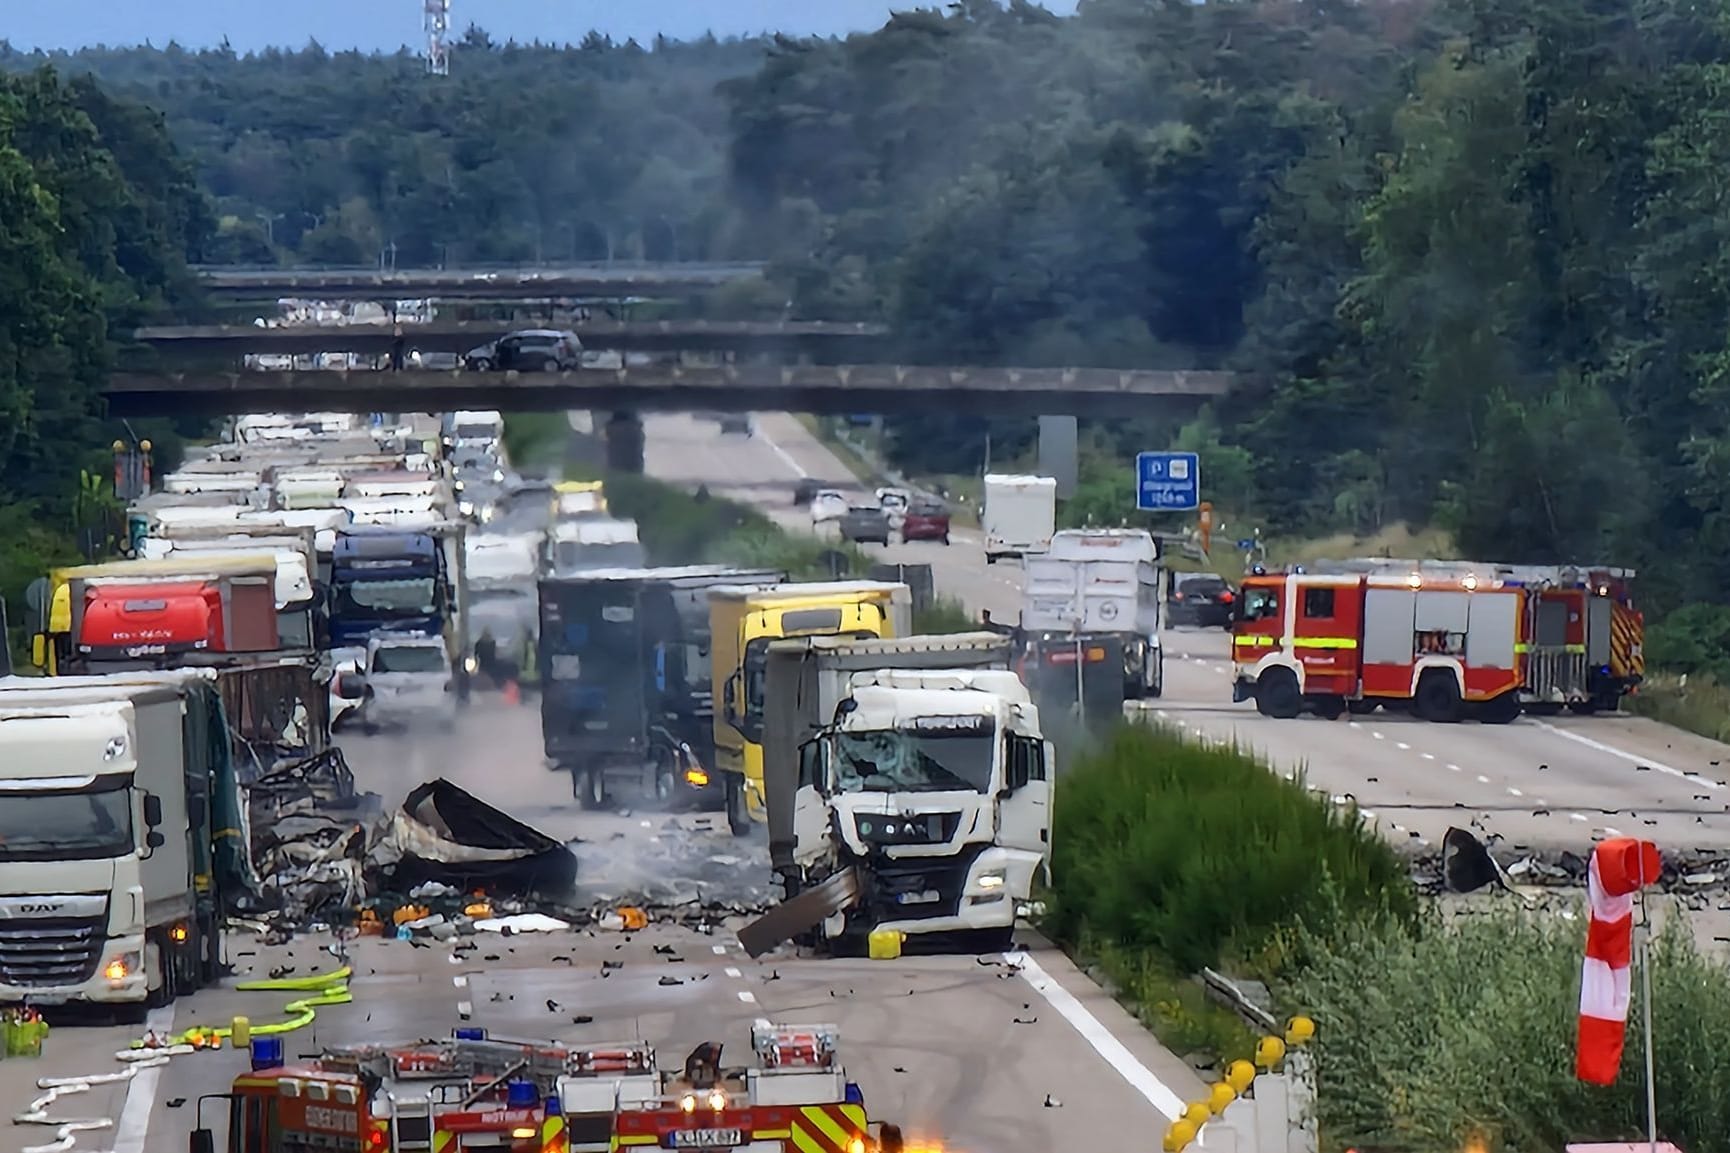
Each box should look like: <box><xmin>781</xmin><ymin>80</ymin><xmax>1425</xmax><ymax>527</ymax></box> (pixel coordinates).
<box><xmin>982</xmin><ymin>474</ymin><xmax>1057</xmax><ymax>564</ymax></box>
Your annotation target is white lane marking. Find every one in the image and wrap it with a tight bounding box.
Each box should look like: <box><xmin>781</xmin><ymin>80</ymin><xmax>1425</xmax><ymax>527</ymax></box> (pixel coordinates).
<box><xmin>1570</xmin><ymin>813</ymin><xmax>1588</xmax><ymax>823</ymax></box>
<box><xmin>1605</xmin><ymin>826</ymin><xmax>1624</xmax><ymax>836</ymax></box>
<box><xmin>1507</xmin><ymin>787</ymin><xmax>1524</xmax><ymax>797</ymax></box>
<box><xmin>453</xmin><ymin>975</ymin><xmax>468</xmax><ymax>988</ymax></box>
<box><xmin>1421</xmin><ymin>752</ymin><xmax>1436</xmax><ymax>761</ymax></box>
<box><xmin>757</xmin><ymin>426</ymin><xmax>810</xmax><ymax>479</ymax></box>
<box><xmin>1476</xmin><ymin>774</ymin><xmax>1490</xmax><ymax>784</ymax></box>
<box><xmin>1447</xmin><ymin>763</ymin><xmax>1462</xmax><ymax>772</ymax></box>
<box><xmin>1361</xmin><ymin>810</ymin><xmax>1377</xmax><ymax>819</ymax></box>
<box><xmin>457</xmin><ymin>1000</ymin><xmax>474</xmax><ymax>1017</ymax></box>
<box><xmin>725</xmin><ymin>967</ymin><xmax>742</xmax><ymax>979</ymax></box>
<box><xmin>737</xmin><ymin>990</ymin><xmax>757</xmax><ymax>1004</ymax></box>
<box><xmin>1372</xmin><ymin>731</ymin><xmax>1385</xmax><ymax>741</ymax></box>
<box><xmin>1531</xmin><ymin>721</ymin><xmax>1722</xmax><ymax>790</ymax></box>
<box><xmin>711</xmin><ymin>944</ymin><xmax>728</xmax><ymax>955</ymax></box>
<box><xmin>113</xmin><ymin>1004</ymin><xmax>176</xmax><ymax>1153</ymax></box>
<box><xmin>1010</xmin><ymin>951</ymin><xmax>1187</xmax><ymax>1122</ymax></box>
<box><xmin>1396</xmin><ymin>742</ymin><xmax>1410</xmax><ymax>751</ymax></box>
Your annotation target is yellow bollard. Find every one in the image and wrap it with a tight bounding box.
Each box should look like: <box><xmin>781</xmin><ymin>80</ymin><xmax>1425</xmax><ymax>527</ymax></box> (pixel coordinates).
<box><xmin>867</xmin><ymin>929</ymin><xmax>904</xmax><ymax>960</ymax></box>
<box><xmin>231</xmin><ymin>1016</ymin><xmax>251</xmax><ymax>1049</ymax></box>
<box><xmin>1208</xmin><ymin>1081</ymin><xmax>1237</xmax><ymax>1114</ymax></box>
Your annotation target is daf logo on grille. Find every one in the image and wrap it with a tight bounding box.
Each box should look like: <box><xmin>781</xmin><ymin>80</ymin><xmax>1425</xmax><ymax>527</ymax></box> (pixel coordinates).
<box><xmin>18</xmin><ymin>903</ymin><xmax>63</xmax><ymax>914</ymax></box>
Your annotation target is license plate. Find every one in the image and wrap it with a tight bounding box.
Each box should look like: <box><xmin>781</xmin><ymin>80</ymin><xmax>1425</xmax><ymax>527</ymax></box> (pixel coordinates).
<box><xmin>897</xmin><ymin>889</ymin><xmax>940</xmax><ymax>905</ymax></box>
<box><xmin>668</xmin><ymin>1129</ymin><xmax>742</xmax><ymax>1148</ymax></box>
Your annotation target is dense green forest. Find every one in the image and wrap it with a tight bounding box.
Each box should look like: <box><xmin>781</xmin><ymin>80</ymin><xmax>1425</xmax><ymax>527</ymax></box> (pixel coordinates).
<box><xmin>0</xmin><ymin>65</ymin><xmax>209</xmax><ymax>643</ymax></box>
<box><xmin>9</xmin><ymin>0</ymin><xmax>1730</xmax><ymax>646</ymax></box>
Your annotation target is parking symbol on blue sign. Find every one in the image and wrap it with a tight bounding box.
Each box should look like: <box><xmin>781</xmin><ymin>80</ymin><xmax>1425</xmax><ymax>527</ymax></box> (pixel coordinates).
<box><xmin>1135</xmin><ymin>452</ymin><xmax>1201</xmax><ymax>512</ymax></box>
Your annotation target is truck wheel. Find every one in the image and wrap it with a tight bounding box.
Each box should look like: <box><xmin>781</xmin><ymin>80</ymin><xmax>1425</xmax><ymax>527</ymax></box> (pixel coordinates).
<box><xmin>199</xmin><ymin>915</ymin><xmax>223</xmax><ymax>985</ymax></box>
<box><xmin>1568</xmin><ymin>700</ymin><xmax>1598</xmax><ymax>716</ymax></box>
<box><xmin>725</xmin><ymin>776</ymin><xmax>751</xmax><ymax>837</ymax></box>
<box><xmin>1478</xmin><ymin>691</ymin><xmax>1521</xmax><ymax>725</ymax></box>
<box><xmin>879</xmin><ymin>1124</ymin><xmax>906</xmax><ymax>1153</ymax></box>
<box><xmin>575</xmin><ymin>768</ymin><xmax>607</xmax><ymax>811</ymax></box>
<box><xmin>1347</xmin><ymin>699</ymin><xmax>1378</xmax><ymax>715</ymax></box>
<box><xmin>986</xmin><ymin>554</ymin><xmax>997</xmax><ymax>565</ymax></box>
<box><xmin>1255</xmin><ymin>669</ymin><xmax>1302</xmax><ymax>719</ymax></box>
<box><xmin>1415</xmin><ymin>671</ymin><xmax>1463</xmax><ymax>723</ymax></box>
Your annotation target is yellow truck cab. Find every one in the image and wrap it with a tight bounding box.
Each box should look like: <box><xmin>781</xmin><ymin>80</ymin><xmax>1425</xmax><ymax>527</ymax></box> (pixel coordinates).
<box><xmin>551</xmin><ymin>479</ymin><xmax>608</xmax><ymax>522</ymax></box>
<box><xmin>709</xmin><ymin>581</ymin><xmax>913</xmax><ymax>834</ymax></box>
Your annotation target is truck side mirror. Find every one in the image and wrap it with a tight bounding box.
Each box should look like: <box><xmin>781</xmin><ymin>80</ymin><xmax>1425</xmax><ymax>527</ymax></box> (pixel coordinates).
<box><xmin>723</xmin><ymin>672</ymin><xmax>741</xmax><ymax>724</ymax></box>
<box><xmin>30</xmin><ymin>633</ymin><xmax>45</xmax><ymax>670</ymax></box>
<box><xmin>143</xmin><ymin>793</ymin><xmax>163</xmax><ymax>827</ymax></box>
<box><xmin>146</xmin><ymin>831</ymin><xmax>167</xmax><ymax>850</ymax></box>
<box><xmin>190</xmin><ymin>1128</ymin><xmax>216</xmax><ymax>1153</ymax></box>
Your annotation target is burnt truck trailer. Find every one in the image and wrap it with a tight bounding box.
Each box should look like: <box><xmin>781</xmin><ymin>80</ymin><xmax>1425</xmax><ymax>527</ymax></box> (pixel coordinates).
<box><xmin>538</xmin><ymin>566</ymin><xmax>783</xmax><ymax>810</ymax></box>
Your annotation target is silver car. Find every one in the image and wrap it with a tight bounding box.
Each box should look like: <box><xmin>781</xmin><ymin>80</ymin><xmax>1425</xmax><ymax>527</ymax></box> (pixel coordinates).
<box><xmin>353</xmin><ymin>636</ymin><xmax>456</xmax><ymax>734</ymax></box>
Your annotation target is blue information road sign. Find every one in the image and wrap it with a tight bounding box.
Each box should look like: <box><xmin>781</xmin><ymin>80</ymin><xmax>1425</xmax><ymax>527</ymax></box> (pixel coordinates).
<box><xmin>1135</xmin><ymin>451</ymin><xmax>1201</xmax><ymax>512</ymax></box>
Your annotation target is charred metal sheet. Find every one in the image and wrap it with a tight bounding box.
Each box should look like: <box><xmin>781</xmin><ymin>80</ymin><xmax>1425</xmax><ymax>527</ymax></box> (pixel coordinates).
<box><xmin>736</xmin><ymin>867</ymin><xmax>862</xmax><ymax>959</ymax></box>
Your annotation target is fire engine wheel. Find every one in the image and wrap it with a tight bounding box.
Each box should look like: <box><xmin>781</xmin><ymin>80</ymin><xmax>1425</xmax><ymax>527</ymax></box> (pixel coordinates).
<box><xmin>1568</xmin><ymin>700</ymin><xmax>1598</xmax><ymax>716</ymax></box>
<box><xmin>1477</xmin><ymin>691</ymin><xmax>1522</xmax><ymax>725</ymax></box>
<box><xmin>1347</xmin><ymin>698</ymin><xmax>1378</xmax><ymax>715</ymax></box>
<box><xmin>1415</xmin><ymin>671</ymin><xmax>1463</xmax><ymax>723</ymax></box>
<box><xmin>1254</xmin><ymin>670</ymin><xmax>1302</xmax><ymax>719</ymax></box>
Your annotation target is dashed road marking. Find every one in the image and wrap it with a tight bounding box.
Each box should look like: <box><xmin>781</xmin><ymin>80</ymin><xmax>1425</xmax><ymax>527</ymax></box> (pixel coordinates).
<box><xmin>457</xmin><ymin>1000</ymin><xmax>474</xmax><ymax>1017</ymax></box>
<box><xmin>1396</xmin><ymin>742</ymin><xmax>1410</xmax><ymax>751</ymax></box>
<box><xmin>1570</xmin><ymin>812</ymin><xmax>1588</xmax><ymax>822</ymax></box>
<box><xmin>1476</xmin><ymin>774</ymin><xmax>1491</xmax><ymax>784</ymax></box>
<box><xmin>453</xmin><ymin>975</ymin><xmax>467</xmax><ymax>988</ymax></box>
<box><xmin>1447</xmin><ymin>763</ymin><xmax>1462</xmax><ymax>772</ymax></box>
<box><xmin>1420</xmin><ymin>752</ymin><xmax>1436</xmax><ymax>761</ymax></box>
<box><xmin>1605</xmin><ymin>826</ymin><xmax>1624</xmax><ymax>837</ymax></box>
<box><xmin>1372</xmin><ymin>731</ymin><xmax>1385</xmax><ymax>741</ymax></box>
<box><xmin>737</xmin><ymin>990</ymin><xmax>757</xmax><ymax>1004</ymax></box>
<box><xmin>1507</xmin><ymin>787</ymin><xmax>1524</xmax><ymax>797</ymax></box>
<box><xmin>711</xmin><ymin>944</ymin><xmax>728</xmax><ymax>955</ymax></box>
<box><xmin>725</xmin><ymin>967</ymin><xmax>742</xmax><ymax>979</ymax></box>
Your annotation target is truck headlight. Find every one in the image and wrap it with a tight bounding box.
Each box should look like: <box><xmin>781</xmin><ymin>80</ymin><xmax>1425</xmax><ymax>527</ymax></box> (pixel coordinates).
<box><xmin>104</xmin><ymin>951</ymin><xmax>143</xmax><ymax>982</ymax></box>
<box><xmin>976</xmin><ymin>871</ymin><xmax>1006</xmax><ymax>891</ymax></box>
<box><xmin>463</xmin><ymin>656</ymin><xmax>479</xmax><ymax>674</ymax></box>
<box><xmin>458</xmin><ymin>500</ymin><xmax>474</xmax><ymax>516</ymax></box>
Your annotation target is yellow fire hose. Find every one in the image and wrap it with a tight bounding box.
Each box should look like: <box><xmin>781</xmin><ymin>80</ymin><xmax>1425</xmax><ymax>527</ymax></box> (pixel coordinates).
<box><xmin>127</xmin><ymin>967</ymin><xmax>354</xmax><ymax>1052</ymax></box>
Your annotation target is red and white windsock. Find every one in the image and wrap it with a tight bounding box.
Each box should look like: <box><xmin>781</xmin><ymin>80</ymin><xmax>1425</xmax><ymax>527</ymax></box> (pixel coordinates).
<box><xmin>1576</xmin><ymin>836</ymin><xmax>1661</xmax><ymax>1085</ymax></box>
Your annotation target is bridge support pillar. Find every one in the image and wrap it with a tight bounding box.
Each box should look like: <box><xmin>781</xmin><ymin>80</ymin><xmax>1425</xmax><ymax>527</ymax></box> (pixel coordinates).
<box><xmin>605</xmin><ymin>411</ymin><xmax>646</xmax><ymax>474</ymax></box>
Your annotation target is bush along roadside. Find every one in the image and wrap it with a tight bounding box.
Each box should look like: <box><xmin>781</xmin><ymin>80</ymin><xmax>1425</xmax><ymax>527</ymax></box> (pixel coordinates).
<box><xmin>1041</xmin><ymin>723</ymin><xmax>1416</xmax><ymax>1067</ymax></box>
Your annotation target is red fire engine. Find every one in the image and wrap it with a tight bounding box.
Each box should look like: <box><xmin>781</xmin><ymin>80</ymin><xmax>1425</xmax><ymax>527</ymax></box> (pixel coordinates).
<box><xmin>1231</xmin><ymin>565</ymin><xmax>1525</xmax><ymax>722</ymax></box>
<box><xmin>1490</xmin><ymin>563</ymin><xmax>1643</xmax><ymax>713</ymax></box>
<box><xmin>193</xmin><ymin>1024</ymin><xmax>905</xmax><ymax>1153</ymax></box>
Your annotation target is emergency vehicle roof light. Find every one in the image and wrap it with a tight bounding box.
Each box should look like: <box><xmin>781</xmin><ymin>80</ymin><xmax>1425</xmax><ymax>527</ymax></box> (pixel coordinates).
<box><xmin>251</xmin><ymin>1037</ymin><xmax>285</xmax><ymax>1071</ymax></box>
<box><xmin>454</xmin><ymin>1028</ymin><xmax>486</xmax><ymax>1041</ymax></box>
<box><xmin>845</xmin><ymin>1082</ymin><xmax>864</xmax><ymax>1106</ymax></box>
<box><xmin>545</xmin><ymin>1094</ymin><xmax>563</xmax><ymax>1117</ymax></box>
<box><xmin>505</xmin><ymin>1080</ymin><xmax>538</xmax><ymax>1108</ymax></box>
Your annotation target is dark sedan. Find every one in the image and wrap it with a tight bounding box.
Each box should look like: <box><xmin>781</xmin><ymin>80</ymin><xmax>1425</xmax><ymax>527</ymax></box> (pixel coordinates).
<box><xmin>839</xmin><ymin>505</ymin><xmax>891</xmax><ymax>545</ymax></box>
<box><xmin>901</xmin><ymin>501</ymin><xmax>951</xmax><ymax>544</ymax></box>
<box><xmin>1168</xmin><ymin>572</ymin><xmax>1236</xmax><ymax>628</ymax></box>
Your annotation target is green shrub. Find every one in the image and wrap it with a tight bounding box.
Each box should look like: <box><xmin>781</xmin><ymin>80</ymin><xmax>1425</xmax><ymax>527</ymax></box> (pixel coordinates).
<box><xmin>1045</xmin><ymin>723</ymin><xmax>1415</xmax><ymax>975</ymax></box>
<box><xmin>912</xmin><ymin>595</ymin><xmax>976</xmax><ymax>634</ymax></box>
<box><xmin>1285</xmin><ymin>906</ymin><xmax>1730</xmax><ymax>1153</ymax></box>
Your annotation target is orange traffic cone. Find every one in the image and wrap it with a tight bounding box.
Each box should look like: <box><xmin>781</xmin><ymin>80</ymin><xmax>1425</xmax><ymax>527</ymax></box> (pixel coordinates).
<box><xmin>502</xmin><ymin>680</ymin><xmax>521</xmax><ymax>706</ymax></box>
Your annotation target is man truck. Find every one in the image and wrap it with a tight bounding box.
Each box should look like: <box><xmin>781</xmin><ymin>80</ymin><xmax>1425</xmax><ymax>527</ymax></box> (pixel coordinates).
<box><xmin>739</xmin><ymin>633</ymin><xmax>1050</xmax><ymax>958</ymax></box>
<box><xmin>0</xmin><ymin>670</ymin><xmax>256</xmax><ymax>1013</ymax></box>
<box><xmin>709</xmin><ymin>581</ymin><xmax>913</xmax><ymax>835</ymax></box>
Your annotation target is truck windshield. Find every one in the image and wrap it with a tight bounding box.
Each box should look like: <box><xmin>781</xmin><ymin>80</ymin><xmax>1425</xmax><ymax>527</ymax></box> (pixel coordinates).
<box><xmin>0</xmin><ymin>778</ymin><xmax>134</xmax><ymax>861</ymax></box>
<box><xmin>833</xmin><ymin>731</ymin><xmax>995</xmax><ymax>794</ymax></box>
<box><xmin>336</xmin><ymin>577</ymin><xmax>437</xmax><ymax>615</ymax></box>
<box><xmin>553</xmin><ymin>542</ymin><xmax>645</xmax><ymax>571</ymax></box>
<box><xmin>373</xmin><ymin>646</ymin><xmax>447</xmax><ymax>674</ymax></box>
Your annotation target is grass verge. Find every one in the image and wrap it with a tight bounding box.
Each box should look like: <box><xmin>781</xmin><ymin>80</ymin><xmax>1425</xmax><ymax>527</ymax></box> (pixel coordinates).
<box><xmin>1629</xmin><ymin>672</ymin><xmax>1730</xmax><ymax>743</ymax></box>
<box><xmin>1042</xmin><ymin>722</ymin><xmax>1417</xmax><ymax>1067</ymax></box>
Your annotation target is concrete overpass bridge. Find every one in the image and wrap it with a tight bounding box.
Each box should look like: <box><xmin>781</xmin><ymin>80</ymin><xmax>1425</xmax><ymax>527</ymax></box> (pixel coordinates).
<box><xmin>194</xmin><ymin>262</ymin><xmax>765</xmax><ymax>301</ymax></box>
<box><xmin>132</xmin><ymin>320</ymin><xmax>890</xmax><ymax>359</ymax></box>
<box><xmin>104</xmin><ymin>363</ymin><xmax>1235</xmax><ymax>419</ymax></box>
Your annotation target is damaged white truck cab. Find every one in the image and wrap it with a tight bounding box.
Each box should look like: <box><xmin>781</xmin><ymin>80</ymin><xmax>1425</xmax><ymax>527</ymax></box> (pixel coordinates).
<box><xmin>790</xmin><ymin>666</ymin><xmax>1051</xmax><ymax>948</ymax></box>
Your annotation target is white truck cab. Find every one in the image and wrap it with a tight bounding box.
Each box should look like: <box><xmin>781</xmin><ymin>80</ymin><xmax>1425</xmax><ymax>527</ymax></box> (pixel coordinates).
<box><xmin>791</xmin><ymin>668</ymin><xmax>1051</xmax><ymax>947</ymax></box>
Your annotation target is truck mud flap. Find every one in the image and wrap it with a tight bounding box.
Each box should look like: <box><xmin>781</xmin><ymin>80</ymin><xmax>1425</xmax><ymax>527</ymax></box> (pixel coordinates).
<box><xmin>736</xmin><ymin>867</ymin><xmax>862</xmax><ymax>959</ymax></box>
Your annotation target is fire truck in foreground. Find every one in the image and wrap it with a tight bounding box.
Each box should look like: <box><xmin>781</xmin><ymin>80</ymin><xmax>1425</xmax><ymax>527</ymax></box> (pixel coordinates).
<box><xmin>193</xmin><ymin>1022</ymin><xmax>904</xmax><ymax>1153</ymax></box>
<box><xmin>1231</xmin><ymin>559</ymin><xmax>1642</xmax><ymax>721</ymax></box>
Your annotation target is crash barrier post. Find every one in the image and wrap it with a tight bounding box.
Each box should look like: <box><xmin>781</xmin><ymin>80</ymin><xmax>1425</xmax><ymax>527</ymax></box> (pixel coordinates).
<box><xmin>1161</xmin><ymin>969</ymin><xmax>1318</xmax><ymax>1153</ymax></box>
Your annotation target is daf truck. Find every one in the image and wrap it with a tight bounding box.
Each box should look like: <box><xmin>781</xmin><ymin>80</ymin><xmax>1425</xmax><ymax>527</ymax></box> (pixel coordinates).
<box><xmin>740</xmin><ymin>644</ymin><xmax>1050</xmax><ymax>957</ymax></box>
<box><xmin>709</xmin><ymin>581</ymin><xmax>914</xmax><ymax>834</ymax></box>
<box><xmin>0</xmin><ymin>670</ymin><xmax>256</xmax><ymax>1013</ymax></box>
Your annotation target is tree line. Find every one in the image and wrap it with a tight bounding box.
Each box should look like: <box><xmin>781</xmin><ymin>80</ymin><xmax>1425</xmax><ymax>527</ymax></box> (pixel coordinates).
<box><xmin>9</xmin><ymin>0</ymin><xmax>1730</xmax><ymax>638</ymax></box>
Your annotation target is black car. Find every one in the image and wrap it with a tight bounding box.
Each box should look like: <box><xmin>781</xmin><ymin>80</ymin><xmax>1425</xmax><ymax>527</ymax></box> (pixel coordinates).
<box><xmin>1168</xmin><ymin>572</ymin><xmax>1236</xmax><ymax>628</ymax></box>
<box><xmin>464</xmin><ymin>329</ymin><xmax>584</xmax><ymax>372</ymax></box>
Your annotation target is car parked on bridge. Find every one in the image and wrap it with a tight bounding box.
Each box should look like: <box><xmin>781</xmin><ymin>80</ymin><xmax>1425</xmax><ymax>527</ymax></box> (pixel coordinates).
<box><xmin>463</xmin><ymin>329</ymin><xmax>584</xmax><ymax>373</ymax></box>
<box><xmin>900</xmin><ymin>499</ymin><xmax>952</xmax><ymax>545</ymax></box>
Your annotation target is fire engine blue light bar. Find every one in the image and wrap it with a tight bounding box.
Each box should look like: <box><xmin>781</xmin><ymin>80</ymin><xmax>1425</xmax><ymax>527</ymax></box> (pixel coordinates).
<box><xmin>251</xmin><ymin>1037</ymin><xmax>285</xmax><ymax>1070</ymax></box>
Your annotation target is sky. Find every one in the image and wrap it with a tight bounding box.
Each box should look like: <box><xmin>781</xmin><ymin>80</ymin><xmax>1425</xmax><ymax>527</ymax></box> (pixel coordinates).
<box><xmin>2</xmin><ymin>0</ymin><xmax>1081</xmax><ymax>54</ymax></box>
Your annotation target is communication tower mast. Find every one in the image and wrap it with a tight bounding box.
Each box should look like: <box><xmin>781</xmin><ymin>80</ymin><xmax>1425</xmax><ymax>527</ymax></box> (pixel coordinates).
<box><xmin>424</xmin><ymin>0</ymin><xmax>451</xmax><ymax>76</ymax></box>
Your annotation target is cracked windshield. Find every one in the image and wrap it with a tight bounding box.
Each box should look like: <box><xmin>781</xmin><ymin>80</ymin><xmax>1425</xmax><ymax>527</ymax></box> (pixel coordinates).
<box><xmin>2</xmin><ymin>0</ymin><xmax>1728</xmax><ymax>1150</ymax></box>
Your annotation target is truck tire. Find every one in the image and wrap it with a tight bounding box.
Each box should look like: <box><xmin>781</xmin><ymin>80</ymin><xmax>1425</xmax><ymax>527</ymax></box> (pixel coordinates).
<box><xmin>1254</xmin><ymin>669</ymin><xmax>1302</xmax><ymax>719</ymax></box>
<box><xmin>1311</xmin><ymin>695</ymin><xmax>1347</xmax><ymax>720</ymax></box>
<box><xmin>575</xmin><ymin>768</ymin><xmax>607</xmax><ymax>811</ymax></box>
<box><xmin>1415</xmin><ymin>671</ymin><xmax>1463</xmax><ymax>723</ymax></box>
<box><xmin>725</xmin><ymin>776</ymin><xmax>751</xmax><ymax>837</ymax></box>
<box><xmin>200</xmin><ymin>914</ymin><xmax>223</xmax><ymax>985</ymax></box>
<box><xmin>879</xmin><ymin>1124</ymin><xmax>906</xmax><ymax>1153</ymax></box>
<box><xmin>1478</xmin><ymin>691</ymin><xmax>1521</xmax><ymax>724</ymax></box>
